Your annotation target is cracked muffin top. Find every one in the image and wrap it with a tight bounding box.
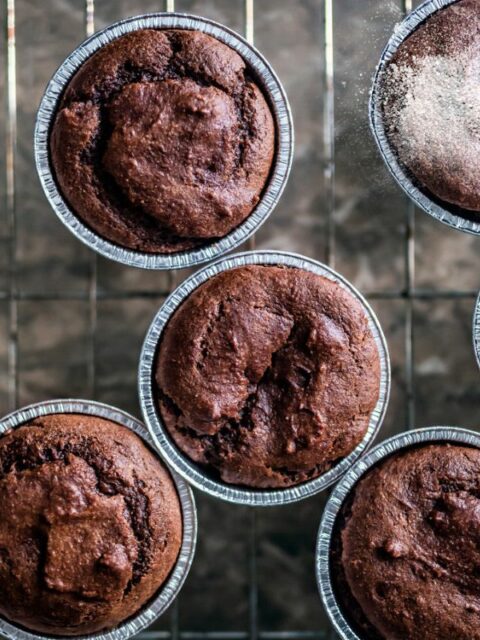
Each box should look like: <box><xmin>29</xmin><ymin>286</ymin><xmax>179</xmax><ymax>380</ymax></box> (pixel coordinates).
<box><xmin>332</xmin><ymin>444</ymin><xmax>480</xmax><ymax>640</ymax></box>
<box><xmin>0</xmin><ymin>413</ymin><xmax>182</xmax><ymax>636</ymax></box>
<box><xmin>155</xmin><ymin>265</ymin><xmax>381</xmax><ymax>489</ymax></box>
<box><xmin>50</xmin><ymin>29</ymin><xmax>275</xmax><ymax>253</ymax></box>
<box><xmin>381</xmin><ymin>0</ymin><xmax>480</xmax><ymax>212</ymax></box>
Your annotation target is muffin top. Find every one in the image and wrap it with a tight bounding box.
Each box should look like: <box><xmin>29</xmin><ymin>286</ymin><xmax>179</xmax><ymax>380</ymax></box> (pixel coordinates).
<box><xmin>156</xmin><ymin>265</ymin><xmax>381</xmax><ymax>488</ymax></box>
<box><xmin>50</xmin><ymin>29</ymin><xmax>275</xmax><ymax>253</ymax></box>
<box><xmin>381</xmin><ymin>0</ymin><xmax>480</xmax><ymax>212</ymax></box>
<box><xmin>334</xmin><ymin>444</ymin><xmax>480</xmax><ymax>640</ymax></box>
<box><xmin>0</xmin><ymin>413</ymin><xmax>182</xmax><ymax>636</ymax></box>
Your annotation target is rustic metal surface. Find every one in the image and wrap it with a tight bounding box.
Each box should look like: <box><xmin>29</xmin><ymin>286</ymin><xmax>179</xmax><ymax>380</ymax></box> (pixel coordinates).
<box><xmin>1</xmin><ymin>0</ymin><xmax>480</xmax><ymax>637</ymax></box>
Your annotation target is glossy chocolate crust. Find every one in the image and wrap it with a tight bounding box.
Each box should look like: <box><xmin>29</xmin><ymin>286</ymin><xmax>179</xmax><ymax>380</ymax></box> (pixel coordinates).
<box><xmin>156</xmin><ymin>265</ymin><xmax>380</xmax><ymax>488</ymax></box>
<box><xmin>333</xmin><ymin>444</ymin><xmax>480</xmax><ymax>640</ymax></box>
<box><xmin>50</xmin><ymin>29</ymin><xmax>275</xmax><ymax>253</ymax></box>
<box><xmin>381</xmin><ymin>0</ymin><xmax>480</xmax><ymax>212</ymax></box>
<box><xmin>0</xmin><ymin>414</ymin><xmax>182</xmax><ymax>635</ymax></box>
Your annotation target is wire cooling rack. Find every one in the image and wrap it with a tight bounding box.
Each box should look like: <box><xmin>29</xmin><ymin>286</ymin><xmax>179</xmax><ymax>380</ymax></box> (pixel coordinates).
<box><xmin>2</xmin><ymin>0</ymin><xmax>480</xmax><ymax>639</ymax></box>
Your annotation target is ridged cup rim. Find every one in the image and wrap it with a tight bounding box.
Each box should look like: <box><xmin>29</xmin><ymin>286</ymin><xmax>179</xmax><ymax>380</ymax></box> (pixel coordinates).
<box><xmin>473</xmin><ymin>292</ymin><xmax>480</xmax><ymax>371</ymax></box>
<box><xmin>316</xmin><ymin>425</ymin><xmax>480</xmax><ymax>640</ymax></box>
<box><xmin>34</xmin><ymin>12</ymin><xmax>294</xmax><ymax>269</ymax></box>
<box><xmin>369</xmin><ymin>0</ymin><xmax>480</xmax><ymax>235</ymax></box>
<box><xmin>139</xmin><ymin>250</ymin><xmax>391</xmax><ymax>506</ymax></box>
<box><xmin>0</xmin><ymin>399</ymin><xmax>197</xmax><ymax>640</ymax></box>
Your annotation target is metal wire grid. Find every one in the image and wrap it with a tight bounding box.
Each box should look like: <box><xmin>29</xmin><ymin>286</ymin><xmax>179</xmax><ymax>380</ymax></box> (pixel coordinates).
<box><xmin>2</xmin><ymin>0</ymin><xmax>479</xmax><ymax>639</ymax></box>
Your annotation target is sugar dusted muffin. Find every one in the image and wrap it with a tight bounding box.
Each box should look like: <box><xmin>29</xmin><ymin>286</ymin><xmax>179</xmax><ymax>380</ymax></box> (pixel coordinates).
<box><xmin>381</xmin><ymin>0</ymin><xmax>480</xmax><ymax>212</ymax></box>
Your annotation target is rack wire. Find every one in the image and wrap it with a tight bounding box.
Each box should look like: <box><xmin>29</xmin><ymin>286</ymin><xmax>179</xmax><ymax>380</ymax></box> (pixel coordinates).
<box><xmin>2</xmin><ymin>0</ymin><xmax>479</xmax><ymax>639</ymax></box>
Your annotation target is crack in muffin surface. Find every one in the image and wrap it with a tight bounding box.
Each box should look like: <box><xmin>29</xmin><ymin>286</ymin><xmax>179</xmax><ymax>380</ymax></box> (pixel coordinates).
<box><xmin>155</xmin><ymin>265</ymin><xmax>381</xmax><ymax>488</ymax></box>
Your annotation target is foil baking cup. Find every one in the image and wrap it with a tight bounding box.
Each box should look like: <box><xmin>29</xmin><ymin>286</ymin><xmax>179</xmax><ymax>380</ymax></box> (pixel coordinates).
<box><xmin>473</xmin><ymin>291</ymin><xmax>480</xmax><ymax>370</ymax></box>
<box><xmin>370</xmin><ymin>0</ymin><xmax>480</xmax><ymax>235</ymax></box>
<box><xmin>139</xmin><ymin>250</ymin><xmax>391</xmax><ymax>506</ymax></box>
<box><xmin>316</xmin><ymin>426</ymin><xmax>480</xmax><ymax>640</ymax></box>
<box><xmin>35</xmin><ymin>13</ymin><xmax>294</xmax><ymax>270</ymax></box>
<box><xmin>0</xmin><ymin>399</ymin><xmax>197</xmax><ymax>640</ymax></box>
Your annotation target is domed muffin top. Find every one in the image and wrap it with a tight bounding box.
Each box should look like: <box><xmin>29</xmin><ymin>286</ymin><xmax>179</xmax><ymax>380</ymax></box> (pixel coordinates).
<box><xmin>50</xmin><ymin>29</ymin><xmax>275</xmax><ymax>253</ymax></box>
<box><xmin>0</xmin><ymin>413</ymin><xmax>182</xmax><ymax>635</ymax></box>
<box><xmin>334</xmin><ymin>443</ymin><xmax>480</xmax><ymax>640</ymax></box>
<box><xmin>156</xmin><ymin>265</ymin><xmax>381</xmax><ymax>488</ymax></box>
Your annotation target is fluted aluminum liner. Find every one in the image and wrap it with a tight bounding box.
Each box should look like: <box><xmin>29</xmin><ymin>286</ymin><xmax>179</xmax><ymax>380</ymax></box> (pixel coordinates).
<box><xmin>34</xmin><ymin>13</ymin><xmax>293</xmax><ymax>270</ymax></box>
<box><xmin>316</xmin><ymin>426</ymin><xmax>480</xmax><ymax>640</ymax></box>
<box><xmin>139</xmin><ymin>250</ymin><xmax>391</xmax><ymax>506</ymax></box>
<box><xmin>0</xmin><ymin>399</ymin><xmax>197</xmax><ymax>640</ymax></box>
<box><xmin>370</xmin><ymin>0</ymin><xmax>480</xmax><ymax>235</ymax></box>
<box><xmin>473</xmin><ymin>292</ymin><xmax>480</xmax><ymax>371</ymax></box>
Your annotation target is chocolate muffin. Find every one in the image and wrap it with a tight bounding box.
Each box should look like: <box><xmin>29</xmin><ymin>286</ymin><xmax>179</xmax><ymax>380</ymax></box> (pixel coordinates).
<box><xmin>332</xmin><ymin>444</ymin><xmax>480</xmax><ymax>640</ymax></box>
<box><xmin>155</xmin><ymin>265</ymin><xmax>381</xmax><ymax>488</ymax></box>
<box><xmin>50</xmin><ymin>29</ymin><xmax>275</xmax><ymax>253</ymax></box>
<box><xmin>381</xmin><ymin>0</ymin><xmax>480</xmax><ymax>212</ymax></box>
<box><xmin>0</xmin><ymin>413</ymin><xmax>182</xmax><ymax>636</ymax></box>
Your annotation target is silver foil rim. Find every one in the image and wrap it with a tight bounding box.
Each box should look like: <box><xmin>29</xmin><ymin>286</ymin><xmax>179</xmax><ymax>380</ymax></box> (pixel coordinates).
<box><xmin>369</xmin><ymin>0</ymin><xmax>480</xmax><ymax>235</ymax></box>
<box><xmin>34</xmin><ymin>13</ymin><xmax>294</xmax><ymax>270</ymax></box>
<box><xmin>316</xmin><ymin>426</ymin><xmax>480</xmax><ymax>640</ymax></box>
<box><xmin>473</xmin><ymin>292</ymin><xmax>480</xmax><ymax>370</ymax></box>
<box><xmin>0</xmin><ymin>399</ymin><xmax>197</xmax><ymax>640</ymax></box>
<box><xmin>138</xmin><ymin>250</ymin><xmax>391</xmax><ymax>506</ymax></box>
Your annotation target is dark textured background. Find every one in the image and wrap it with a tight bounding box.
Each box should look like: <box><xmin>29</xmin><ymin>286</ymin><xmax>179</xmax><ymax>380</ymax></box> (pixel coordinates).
<box><xmin>1</xmin><ymin>1</ymin><xmax>480</xmax><ymax>638</ymax></box>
